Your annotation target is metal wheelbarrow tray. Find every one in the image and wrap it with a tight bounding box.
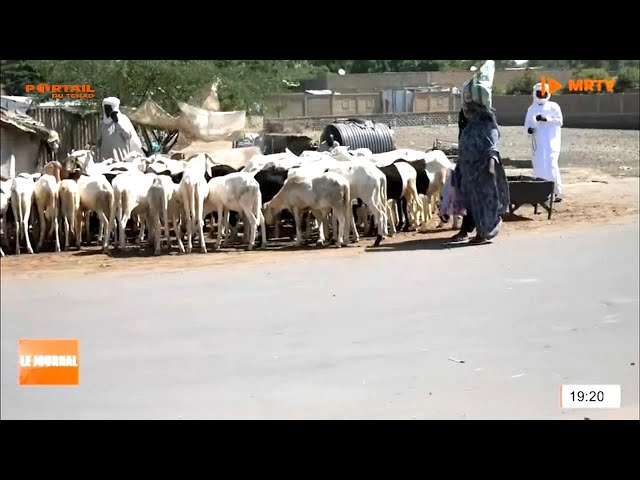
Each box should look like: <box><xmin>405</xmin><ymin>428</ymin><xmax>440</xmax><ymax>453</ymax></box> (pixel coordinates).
<box><xmin>430</xmin><ymin>138</ymin><xmax>458</xmax><ymax>159</ymax></box>
<box><xmin>507</xmin><ymin>175</ymin><xmax>556</xmax><ymax>219</ymax></box>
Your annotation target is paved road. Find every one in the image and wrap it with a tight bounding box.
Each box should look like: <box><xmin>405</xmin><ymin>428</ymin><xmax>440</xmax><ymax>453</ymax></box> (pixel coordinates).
<box><xmin>2</xmin><ymin>222</ymin><xmax>638</xmax><ymax>419</ymax></box>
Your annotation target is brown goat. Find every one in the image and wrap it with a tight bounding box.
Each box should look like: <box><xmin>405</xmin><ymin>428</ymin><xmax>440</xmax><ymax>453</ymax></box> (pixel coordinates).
<box><xmin>42</xmin><ymin>161</ymin><xmax>66</xmax><ymax>182</ymax></box>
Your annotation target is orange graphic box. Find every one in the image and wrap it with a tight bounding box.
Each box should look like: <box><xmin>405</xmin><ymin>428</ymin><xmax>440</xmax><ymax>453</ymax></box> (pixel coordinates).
<box><xmin>19</xmin><ymin>339</ymin><xmax>79</xmax><ymax>386</ymax></box>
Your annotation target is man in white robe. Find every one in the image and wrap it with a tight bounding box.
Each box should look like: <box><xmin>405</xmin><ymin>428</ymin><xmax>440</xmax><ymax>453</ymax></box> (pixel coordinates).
<box><xmin>524</xmin><ymin>83</ymin><xmax>564</xmax><ymax>201</ymax></box>
<box><xmin>92</xmin><ymin>97</ymin><xmax>144</xmax><ymax>162</ymax></box>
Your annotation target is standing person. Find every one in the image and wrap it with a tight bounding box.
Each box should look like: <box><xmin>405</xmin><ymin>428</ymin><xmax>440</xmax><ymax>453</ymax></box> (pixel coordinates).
<box><xmin>454</xmin><ymin>60</ymin><xmax>509</xmax><ymax>245</ymax></box>
<box><xmin>449</xmin><ymin>107</ymin><xmax>477</xmax><ymax>240</ymax></box>
<box><xmin>443</xmin><ymin>108</ymin><xmax>475</xmax><ymax>240</ymax></box>
<box><xmin>318</xmin><ymin>133</ymin><xmax>340</xmax><ymax>152</ymax></box>
<box><xmin>524</xmin><ymin>83</ymin><xmax>564</xmax><ymax>202</ymax></box>
<box><xmin>89</xmin><ymin>97</ymin><xmax>144</xmax><ymax>162</ymax></box>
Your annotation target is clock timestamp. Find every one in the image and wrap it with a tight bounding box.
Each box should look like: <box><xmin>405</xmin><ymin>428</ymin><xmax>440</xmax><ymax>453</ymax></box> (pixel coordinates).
<box><xmin>561</xmin><ymin>384</ymin><xmax>621</xmax><ymax>409</ymax></box>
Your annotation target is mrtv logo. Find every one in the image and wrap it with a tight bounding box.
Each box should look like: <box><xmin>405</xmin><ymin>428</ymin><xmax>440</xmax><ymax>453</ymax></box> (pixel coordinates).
<box><xmin>25</xmin><ymin>83</ymin><xmax>95</xmax><ymax>99</ymax></box>
<box><xmin>540</xmin><ymin>76</ymin><xmax>617</xmax><ymax>95</ymax></box>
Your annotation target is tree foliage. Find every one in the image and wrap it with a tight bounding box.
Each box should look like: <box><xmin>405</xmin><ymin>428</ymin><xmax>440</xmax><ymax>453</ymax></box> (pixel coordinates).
<box><xmin>505</xmin><ymin>71</ymin><xmax>538</xmax><ymax>95</ymax></box>
<box><xmin>1</xmin><ymin>60</ymin><xmax>43</xmax><ymax>95</ymax></box>
<box><xmin>12</xmin><ymin>60</ymin><xmax>322</xmax><ymax>113</ymax></box>
<box><xmin>309</xmin><ymin>59</ymin><xmax>521</xmax><ymax>74</ymax></box>
<box><xmin>3</xmin><ymin>60</ymin><xmax>637</xmax><ymax>106</ymax></box>
<box><xmin>613</xmin><ymin>65</ymin><xmax>640</xmax><ymax>92</ymax></box>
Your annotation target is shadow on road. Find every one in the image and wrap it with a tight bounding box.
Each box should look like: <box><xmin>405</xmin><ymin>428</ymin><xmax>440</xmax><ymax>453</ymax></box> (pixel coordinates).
<box><xmin>365</xmin><ymin>237</ymin><xmax>487</xmax><ymax>252</ymax></box>
<box><xmin>73</xmin><ymin>247</ymin><xmax>165</xmax><ymax>258</ymax></box>
<box><xmin>72</xmin><ymin>249</ymin><xmax>107</xmax><ymax>257</ymax></box>
<box><xmin>503</xmin><ymin>212</ymin><xmax>534</xmax><ymax>222</ymax></box>
<box><xmin>415</xmin><ymin>227</ymin><xmax>452</xmax><ymax>234</ymax></box>
<box><xmin>68</xmin><ymin>235</ymin><xmax>352</xmax><ymax>257</ymax></box>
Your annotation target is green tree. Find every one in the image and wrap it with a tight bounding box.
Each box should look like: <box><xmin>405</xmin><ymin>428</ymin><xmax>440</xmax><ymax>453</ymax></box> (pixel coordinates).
<box><xmin>525</xmin><ymin>60</ymin><xmax>639</xmax><ymax>70</ymax></box>
<box><xmin>0</xmin><ymin>60</ymin><xmax>43</xmax><ymax>95</ymax></box>
<box><xmin>310</xmin><ymin>59</ymin><xmax>531</xmax><ymax>74</ymax></box>
<box><xmin>23</xmin><ymin>60</ymin><xmax>322</xmax><ymax>113</ymax></box>
<box><xmin>613</xmin><ymin>65</ymin><xmax>640</xmax><ymax>92</ymax></box>
<box><xmin>506</xmin><ymin>72</ymin><xmax>538</xmax><ymax>95</ymax></box>
<box><xmin>309</xmin><ymin>60</ymin><xmax>447</xmax><ymax>74</ymax></box>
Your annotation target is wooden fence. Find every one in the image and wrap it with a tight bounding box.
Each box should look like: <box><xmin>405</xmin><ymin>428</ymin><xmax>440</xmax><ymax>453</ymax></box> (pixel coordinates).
<box><xmin>29</xmin><ymin>106</ymin><xmax>102</xmax><ymax>164</ymax></box>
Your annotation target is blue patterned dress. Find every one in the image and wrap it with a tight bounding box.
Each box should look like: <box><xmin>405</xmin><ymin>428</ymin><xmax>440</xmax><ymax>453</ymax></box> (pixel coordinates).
<box><xmin>457</xmin><ymin>107</ymin><xmax>510</xmax><ymax>239</ymax></box>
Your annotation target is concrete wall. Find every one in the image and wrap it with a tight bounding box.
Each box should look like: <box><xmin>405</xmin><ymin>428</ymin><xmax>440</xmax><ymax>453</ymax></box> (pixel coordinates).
<box><xmin>493</xmin><ymin>93</ymin><xmax>640</xmax><ymax>129</ymax></box>
<box><xmin>268</xmin><ymin>91</ymin><xmax>457</xmax><ymax>117</ymax></box>
<box><xmin>413</xmin><ymin>91</ymin><xmax>459</xmax><ymax>112</ymax></box>
<box><xmin>0</xmin><ymin>127</ymin><xmax>42</xmax><ymax>177</ymax></box>
<box><xmin>303</xmin><ymin>69</ymin><xmax>578</xmax><ymax>92</ymax></box>
<box><xmin>306</xmin><ymin>96</ymin><xmax>330</xmax><ymax>117</ymax></box>
<box><xmin>264</xmin><ymin>112</ymin><xmax>460</xmax><ymax>133</ymax></box>
<box><xmin>266</xmin><ymin>92</ymin><xmax>639</xmax><ymax>131</ymax></box>
<box><xmin>266</xmin><ymin>93</ymin><xmax>382</xmax><ymax>118</ymax></box>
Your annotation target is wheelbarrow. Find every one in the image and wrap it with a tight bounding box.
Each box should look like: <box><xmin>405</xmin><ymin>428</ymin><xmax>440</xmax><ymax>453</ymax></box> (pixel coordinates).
<box><xmin>507</xmin><ymin>175</ymin><xmax>556</xmax><ymax>219</ymax></box>
<box><xmin>429</xmin><ymin>138</ymin><xmax>458</xmax><ymax>161</ymax></box>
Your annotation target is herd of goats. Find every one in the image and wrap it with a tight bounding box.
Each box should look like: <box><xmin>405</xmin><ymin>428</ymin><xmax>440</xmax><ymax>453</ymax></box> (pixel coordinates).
<box><xmin>0</xmin><ymin>144</ymin><xmax>461</xmax><ymax>258</ymax></box>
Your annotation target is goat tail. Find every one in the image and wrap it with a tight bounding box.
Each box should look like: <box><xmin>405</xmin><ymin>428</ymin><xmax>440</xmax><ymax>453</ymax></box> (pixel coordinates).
<box><xmin>68</xmin><ymin>190</ymin><xmax>78</xmax><ymax>235</ymax></box>
<box><xmin>52</xmin><ymin>188</ymin><xmax>59</xmax><ymax>219</ymax></box>
<box><xmin>189</xmin><ymin>184</ymin><xmax>196</xmax><ymax>222</ymax></box>
<box><xmin>107</xmin><ymin>189</ymin><xmax>115</xmax><ymax>233</ymax></box>
<box><xmin>115</xmin><ymin>187</ymin><xmax>123</xmax><ymax>223</ymax></box>
<box><xmin>150</xmin><ymin>179</ymin><xmax>168</xmax><ymax>218</ymax></box>
<box><xmin>254</xmin><ymin>188</ymin><xmax>264</xmax><ymax>225</ymax></box>
<box><xmin>160</xmin><ymin>188</ymin><xmax>169</xmax><ymax>219</ymax></box>
<box><xmin>14</xmin><ymin>183</ymin><xmax>23</xmax><ymax>229</ymax></box>
<box><xmin>342</xmin><ymin>182</ymin><xmax>352</xmax><ymax>239</ymax></box>
<box><xmin>9</xmin><ymin>154</ymin><xmax>16</xmax><ymax>179</ymax></box>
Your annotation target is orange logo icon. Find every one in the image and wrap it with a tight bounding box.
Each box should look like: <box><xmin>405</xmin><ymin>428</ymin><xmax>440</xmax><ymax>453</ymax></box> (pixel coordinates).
<box><xmin>539</xmin><ymin>77</ymin><xmax>564</xmax><ymax>96</ymax></box>
<box><xmin>18</xmin><ymin>339</ymin><xmax>79</xmax><ymax>386</ymax></box>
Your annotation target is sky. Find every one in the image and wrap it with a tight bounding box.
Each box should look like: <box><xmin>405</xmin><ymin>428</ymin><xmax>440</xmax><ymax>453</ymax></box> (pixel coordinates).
<box><xmin>514</xmin><ymin>60</ymin><xmax>528</xmax><ymax>64</ymax></box>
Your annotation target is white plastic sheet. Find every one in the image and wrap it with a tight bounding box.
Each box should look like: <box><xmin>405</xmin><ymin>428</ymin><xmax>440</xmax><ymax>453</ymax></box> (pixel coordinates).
<box><xmin>127</xmin><ymin>87</ymin><xmax>246</xmax><ymax>143</ymax></box>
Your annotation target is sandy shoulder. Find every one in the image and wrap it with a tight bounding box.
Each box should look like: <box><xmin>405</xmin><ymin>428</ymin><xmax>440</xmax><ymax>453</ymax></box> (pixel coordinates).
<box><xmin>1</xmin><ymin>175</ymin><xmax>637</xmax><ymax>280</ymax></box>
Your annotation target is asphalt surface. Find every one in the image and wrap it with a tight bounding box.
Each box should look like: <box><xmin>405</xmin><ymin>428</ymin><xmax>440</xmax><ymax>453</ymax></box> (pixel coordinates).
<box><xmin>2</xmin><ymin>222</ymin><xmax>639</xmax><ymax>420</ymax></box>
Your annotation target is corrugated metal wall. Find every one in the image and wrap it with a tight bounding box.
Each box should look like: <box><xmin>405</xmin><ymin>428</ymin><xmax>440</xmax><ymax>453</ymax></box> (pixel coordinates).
<box><xmin>29</xmin><ymin>106</ymin><xmax>102</xmax><ymax>164</ymax></box>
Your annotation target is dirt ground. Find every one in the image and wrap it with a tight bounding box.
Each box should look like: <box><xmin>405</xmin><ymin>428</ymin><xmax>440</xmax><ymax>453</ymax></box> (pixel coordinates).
<box><xmin>394</xmin><ymin>125</ymin><xmax>640</xmax><ymax>179</ymax></box>
<box><xmin>1</xmin><ymin>126</ymin><xmax>638</xmax><ymax>279</ymax></box>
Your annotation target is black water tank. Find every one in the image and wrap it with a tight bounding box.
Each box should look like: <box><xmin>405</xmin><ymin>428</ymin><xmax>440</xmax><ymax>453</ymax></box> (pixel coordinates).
<box><xmin>320</xmin><ymin>119</ymin><xmax>395</xmax><ymax>154</ymax></box>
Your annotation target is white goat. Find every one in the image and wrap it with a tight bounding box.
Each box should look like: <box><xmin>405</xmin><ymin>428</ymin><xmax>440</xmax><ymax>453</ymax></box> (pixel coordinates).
<box><xmin>204</xmin><ymin>172</ymin><xmax>267</xmax><ymax>250</ymax></box>
<box><xmin>147</xmin><ymin>175</ymin><xmax>184</xmax><ymax>255</ymax></box>
<box><xmin>264</xmin><ymin>171</ymin><xmax>351</xmax><ymax>247</ymax></box>
<box><xmin>75</xmin><ymin>174</ymin><xmax>115</xmax><ymax>251</ymax></box>
<box><xmin>330</xmin><ymin>149</ymin><xmax>390</xmax><ymax>243</ymax></box>
<box><xmin>0</xmin><ymin>181</ymin><xmax>9</xmax><ymax>257</ymax></box>
<box><xmin>413</xmin><ymin>150</ymin><xmax>455</xmax><ymax>227</ymax></box>
<box><xmin>33</xmin><ymin>174</ymin><xmax>61</xmax><ymax>252</ymax></box>
<box><xmin>10</xmin><ymin>176</ymin><xmax>36</xmax><ymax>255</ymax></box>
<box><xmin>58</xmin><ymin>180</ymin><xmax>80</xmax><ymax>251</ymax></box>
<box><xmin>244</xmin><ymin>150</ymin><xmax>301</xmax><ymax>173</ymax></box>
<box><xmin>178</xmin><ymin>153</ymin><xmax>216</xmax><ymax>254</ymax></box>
<box><xmin>112</xmin><ymin>171</ymin><xmax>157</xmax><ymax>250</ymax></box>
<box><xmin>211</xmin><ymin>146</ymin><xmax>266</xmax><ymax>171</ymax></box>
<box><xmin>379</xmin><ymin>161</ymin><xmax>422</xmax><ymax>234</ymax></box>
